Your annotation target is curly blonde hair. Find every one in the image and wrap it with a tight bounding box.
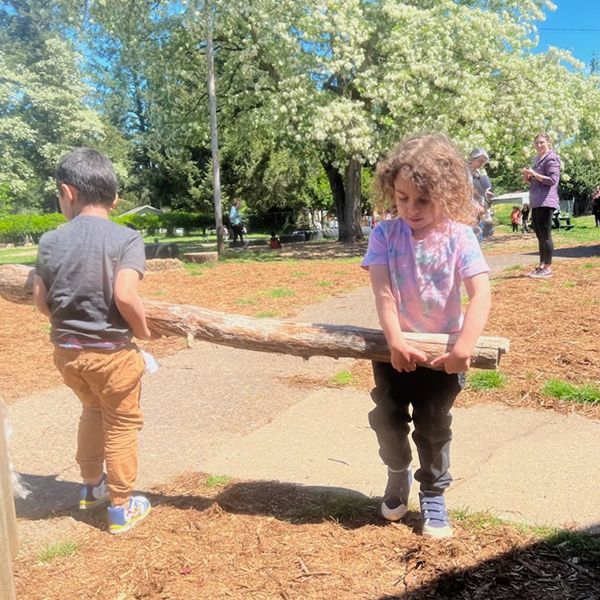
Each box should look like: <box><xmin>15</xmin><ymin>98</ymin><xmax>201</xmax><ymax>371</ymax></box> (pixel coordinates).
<box><xmin>375</xmin><ymin>133</ymin><xmax>476</xmax><ymax>225</ymax></box>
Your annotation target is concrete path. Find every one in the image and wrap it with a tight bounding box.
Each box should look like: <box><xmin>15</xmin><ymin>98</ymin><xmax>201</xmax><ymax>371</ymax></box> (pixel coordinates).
<box><xmin>7</xmin><ymin>249</ymin><xmax>600</xmax><ymax>533</ymax></box>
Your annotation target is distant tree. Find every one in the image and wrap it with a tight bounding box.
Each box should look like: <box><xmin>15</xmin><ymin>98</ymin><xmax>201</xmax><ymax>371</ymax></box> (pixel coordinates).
<box><xmin>0</xmin><ymin>0</ymin><xmax>105</xmax><ymax>212</ymax></box>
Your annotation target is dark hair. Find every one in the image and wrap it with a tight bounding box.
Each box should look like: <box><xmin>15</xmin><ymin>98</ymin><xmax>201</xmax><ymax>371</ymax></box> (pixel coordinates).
<box><xmin>55</xmin><ymin>147</ymin><xmax>118</xmax><ymax>205</ymax></box>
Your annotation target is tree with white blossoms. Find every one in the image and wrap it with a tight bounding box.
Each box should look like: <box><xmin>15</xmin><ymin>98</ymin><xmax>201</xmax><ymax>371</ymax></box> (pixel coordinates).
<box><xmin>208</xmin><ymin>0</ymin><xmax>600</xmax><ymax>240</ymax></box>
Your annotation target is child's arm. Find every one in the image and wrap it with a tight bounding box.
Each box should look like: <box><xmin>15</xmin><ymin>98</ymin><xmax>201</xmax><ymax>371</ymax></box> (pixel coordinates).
<box><xmin>369</xmin><ymin>265</ymin><xmax>428</xmax><ymax>372</ymax></box>
<box><xmin>114</xmin><ymin>268</ymin><xmax>152</xmax><ymax>340</ymax></box>
<box><xmin>430</xmin><ymin>272</ymin><xmax>491</xmax><ymax>374</ymax></box>
<box><xmin>32</xmin><ymin>274</ymin><xmax>51</xmax><ymax>318</ymax></box>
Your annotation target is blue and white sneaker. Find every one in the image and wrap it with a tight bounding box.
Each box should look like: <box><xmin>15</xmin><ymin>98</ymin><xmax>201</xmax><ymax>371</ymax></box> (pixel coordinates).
<box><xmin>419</xmin><ymin>492</ymin><xmax>452</xmax><ymax>539</ymax></box>
<box><xmin>107</xmin><ymin>495</ymin><xmax>151</xmax><ymax>535</ymax></box>
<box><xmin>79</xmin><ymin>473</ymin><xmax>109</xmax><ymax>510</ymax></box>
<box><xmin>381</xmin><ymin>467</ymin><xmax>413</xmax><ymax>521</ymax></box>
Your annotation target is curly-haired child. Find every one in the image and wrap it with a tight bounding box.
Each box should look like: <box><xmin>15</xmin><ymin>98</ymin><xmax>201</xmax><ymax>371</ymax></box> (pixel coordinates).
<box><xmin>362</xmin><ymin>134</ymin><xmax>491</xmax><ymax>539</ymax></box>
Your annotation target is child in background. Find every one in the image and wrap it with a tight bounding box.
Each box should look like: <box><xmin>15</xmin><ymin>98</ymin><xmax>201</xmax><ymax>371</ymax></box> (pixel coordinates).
<box><xmin>269</xmin><ymin>231</ymin><xmax>282</xmax><ymax>249</ymax></box>
<box><xmin>521</xmin><ymin>202</ymin><xmax>530</xmax><ymax>233</ymax></box>
<box><xmin>362</xmin><ymin>134</ymin><xmax>491</xmax><ymax>539</ymax></box>
<box><xmin>510</xmin><ymin>206</ymin><xmax>521</xmax><ymax>232</ymax></box>
<box><xmin>33</xmin><ymin>148</ymin><xmax>153</xmax><ymax>535</ymax></box>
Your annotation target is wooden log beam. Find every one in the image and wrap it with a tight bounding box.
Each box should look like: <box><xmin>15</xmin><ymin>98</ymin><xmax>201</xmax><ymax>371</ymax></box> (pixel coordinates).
<box><xmin>0</xmin><ymin>264</ymin><xmax>509</xmax><ymax>369</ymax></box>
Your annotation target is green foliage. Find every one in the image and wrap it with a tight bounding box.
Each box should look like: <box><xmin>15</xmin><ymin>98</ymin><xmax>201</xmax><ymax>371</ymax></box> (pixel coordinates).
<box><xmin>263</xmin><ymin>287</ymin><xmax>295</xmax><ymax>298</ymax></box>
<box><xmin>545</xmin><ymin>530</ymin><xmax>600</xmax><ymax>564</ymax></box>
<box><xmin>468</xmin><ymin>371</ymin><xmax>506</xmax><ymax>391</ymax></box>
<box><xmin>0</xmin><ymin>213</ymin><xmax>66</xmax><ymax>243</ymax></box>
<box><xmin>38</xmin><ymin>541</ymin><xmax>77</xmax><ymax>563</ymax></box>
<box><xmin>330</xmin><ymin>370</ymin><xmax>355</xmax><ymax>386</ymax></box>
<box><xmin>254</xmin><ymin>310</ymin><xmax>280</xmax><ymax>318</ymax></box>
<box><xmin>493</xmin><ymin>204</ymin><xmax>515</xmax><ymax>227</ymax></box>
<box><xmin>204</xmin><ymin>474</ymin><xmax>231</xmax><ymax>489</ymax></box>
<box><xmin>288</xmin><ymin>492</ymin><xmax>377</xmax><ymax>524</ymax></box>
<box><xmin>0</xmin><ymin>0</ymin><xmax>106</xmax><ymax>211</ymax></box>
<box><xmin>541</xmin><ymin>379</ymin><xmax>600</xmax><ymax>405</ymax></box>
<box><xmin>114</xmin><ymin>212</ymin><xmax>215</xmax><ymax>235</ymax></box>
<box><xmin>5</xmin><ymin>0</ymin><xmax>600</xmax><ymax>229</ymax></box>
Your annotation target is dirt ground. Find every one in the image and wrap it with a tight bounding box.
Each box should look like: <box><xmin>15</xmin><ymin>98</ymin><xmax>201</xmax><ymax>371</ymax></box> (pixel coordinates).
<box><xmin>11</xmin><ymin>472</ymin><xmax>600</xmax><ymax>600</ymax></box>
<box><xmin>3</xmin><ymin>238</ymin><xmax>600</xmax><ymax>599</ymax></box>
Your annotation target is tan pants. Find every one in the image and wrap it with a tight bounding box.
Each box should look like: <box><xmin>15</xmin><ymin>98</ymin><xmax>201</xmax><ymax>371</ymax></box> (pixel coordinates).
<box><xmin>54</xmin><ymin>346</ymin><xmax>146</xmax><ymax>506</ymax></box>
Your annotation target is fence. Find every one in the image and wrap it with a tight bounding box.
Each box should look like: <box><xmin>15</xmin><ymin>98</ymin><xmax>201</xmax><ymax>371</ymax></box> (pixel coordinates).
<box><xmin>0</xmin><ymin>403</ymin><xmax>17</xmax><ymax>599</ymax></box>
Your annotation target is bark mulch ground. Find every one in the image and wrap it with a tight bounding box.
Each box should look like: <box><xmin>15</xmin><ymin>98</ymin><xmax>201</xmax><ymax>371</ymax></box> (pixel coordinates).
<box><xmin>3</xmin><ymin>238</ymin><xmax>600</xmax><ymax>599</ymax></box>
<box><xmin>14</xmin><ymin>473</ymin><xmax>600</xmax><ymax>599</ymax></box>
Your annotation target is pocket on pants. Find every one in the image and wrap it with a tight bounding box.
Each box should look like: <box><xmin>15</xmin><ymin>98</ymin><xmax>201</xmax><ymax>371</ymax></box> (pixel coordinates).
<box><xmin>98</xmin><ymin>349</ymin><xmax>145</xmax><ymax>399</ymax></box>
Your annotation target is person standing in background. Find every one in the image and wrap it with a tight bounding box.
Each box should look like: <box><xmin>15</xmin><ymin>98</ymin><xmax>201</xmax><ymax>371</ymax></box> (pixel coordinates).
<box><xmin>521</xmin><ymin>202</ymin><xmax>530</xmax><ymax>233</ymax></box>
<box><xmin>229</xmin><ymin>198</ymin><xmax>245</xmax><ymax>247</ymax></box>
<box><xmin>468</xmin><ymin>148</ymin><xmax>494</xmax><ymax>241</ymax></box>
<box><xmin>521</xmin><ymin>133</ymin><xmax>561</xmax><ymax>278</ymax></box>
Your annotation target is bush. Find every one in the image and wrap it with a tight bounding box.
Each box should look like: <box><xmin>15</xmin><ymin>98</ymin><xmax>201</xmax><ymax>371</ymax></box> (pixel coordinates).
<box><xmin>114</xmin><ymin>211</ymin><xmax>214</xmax><ymax>235</ymax></box>
<box><xmin>0</xmin><ymin>213</ymin><xmax>67</xmax><ymax>243</ymax></box>
<box><xmin>0</xmin><ymin>211</ymin><xmax>217</xmax><ymax>244</ymax></box>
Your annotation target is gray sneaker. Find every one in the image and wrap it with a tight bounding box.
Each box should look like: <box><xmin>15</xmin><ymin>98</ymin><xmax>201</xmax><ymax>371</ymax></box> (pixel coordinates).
<box><xmin>419</xmin><ymin>492</ymin><xmax>452</xmax><ymax>539</ymax></box>
<box><xmin>381</xmin><ymin>467</ymin><xmax>412</xmax><ymax>521</ymax></box>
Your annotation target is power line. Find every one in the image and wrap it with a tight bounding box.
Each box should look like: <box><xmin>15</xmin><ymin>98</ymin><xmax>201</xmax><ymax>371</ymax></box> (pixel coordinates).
<box><xmin>538</xmin><ymin>27</ymin><xmax>600</xmax><ymax>31</ymax></box>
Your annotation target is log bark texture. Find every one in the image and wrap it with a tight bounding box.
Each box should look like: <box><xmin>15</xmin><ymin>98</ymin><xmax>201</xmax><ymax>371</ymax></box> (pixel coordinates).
<box><xmin>0</xmin><ymin>264</ymin><xmax>509</xmax><ymax>369</ymax></box>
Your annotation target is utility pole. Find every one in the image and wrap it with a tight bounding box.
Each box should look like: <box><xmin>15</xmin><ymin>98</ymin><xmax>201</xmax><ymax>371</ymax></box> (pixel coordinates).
<box><xmin>205</xmin><ymin>1</ymin><xmax>224</xmax><ymax>255</ymax></box>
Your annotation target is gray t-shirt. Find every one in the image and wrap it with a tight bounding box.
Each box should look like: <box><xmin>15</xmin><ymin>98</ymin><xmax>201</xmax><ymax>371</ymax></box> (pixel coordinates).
<box><xmin>35</xmin><ymin>215</ymin><xmax>145</xmax><ymax>345</ymax></box>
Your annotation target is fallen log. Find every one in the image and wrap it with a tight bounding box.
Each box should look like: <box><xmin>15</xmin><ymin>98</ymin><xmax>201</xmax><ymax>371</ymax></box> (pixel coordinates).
<box><xmin>0</xmin><ymin>264</ymin><xmax>509</xmax><ymax>369</ymax></box>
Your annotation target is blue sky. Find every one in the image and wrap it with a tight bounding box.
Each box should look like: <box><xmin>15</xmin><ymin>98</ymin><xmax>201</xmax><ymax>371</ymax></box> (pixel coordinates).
<box><xmin>535</xmin><ymin>0</ymin><xmax>600</xmax><ymax>67</ymax></box>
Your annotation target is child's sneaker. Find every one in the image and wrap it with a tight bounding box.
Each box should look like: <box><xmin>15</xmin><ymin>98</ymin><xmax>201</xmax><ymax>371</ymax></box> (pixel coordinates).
<box><xmin>419</xmin><ymin>492</ymin><xmax>452</xmax><ymax>539</ymax></box>
<box><xmin>381</xmin><ymin>467</ymin><xmax>412</xmax><ymax>521</ymax></box>
<box><xmin>107</xmin><ymin>495</ymin><xmax>151</xmax><ymax>535</ymax></box>
<box><xmin>79</xmin><ymin>473</ymin><xmax>109</xmax><ymax>510</ymax></box>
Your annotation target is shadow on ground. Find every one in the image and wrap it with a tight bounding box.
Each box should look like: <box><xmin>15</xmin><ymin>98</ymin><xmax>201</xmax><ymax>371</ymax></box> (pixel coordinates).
<box><xmin>15</xmin><ymin>475</ymin><xmax>600</xmax><ymax>598</ymax></box>
<box><xmin>378</xmin><ymin>526</ymin><xmax>600</xmax><ymax>600</ymax></box>
<box><xmin>15</xmin><ymin>473</ymin><xmax>81</xmax><ymax>519</ymax></box>
<box><xmin>523</xmin><ymin>244</ymin><xmax>600</xmax><ymax>259</ymax></box>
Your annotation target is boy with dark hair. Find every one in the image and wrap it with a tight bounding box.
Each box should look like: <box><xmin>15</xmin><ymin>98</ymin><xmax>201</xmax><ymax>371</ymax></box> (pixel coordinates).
<box><xmin>33</xmin><ymin>147</ymin><xmax>152</xmax><ymax>534</ymax></box>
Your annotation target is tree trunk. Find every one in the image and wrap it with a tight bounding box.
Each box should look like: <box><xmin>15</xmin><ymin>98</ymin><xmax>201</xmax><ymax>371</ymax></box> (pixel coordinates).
<box><xmin>321</xmin><ymin>159</ymin><xmax>347</xmax><ymax>240</ymax></box>
<box><xmin>322</xmin><ymin>158</ymin><xmax>363</xmax><ymax>243</ymax></box>
<box><xmin>345</xmin><ymin>158</ymin><xmax>364</xmax><ymax>241</ymax></box>
<box><xmin>0</xmin><ymin>264</ymin><xmax>509</xmax><ymax>369</ymax></box>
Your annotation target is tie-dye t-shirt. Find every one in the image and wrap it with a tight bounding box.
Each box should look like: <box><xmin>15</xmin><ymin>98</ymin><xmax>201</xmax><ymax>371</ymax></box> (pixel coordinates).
<box><xmin>361</xmin><ymin>219</ymin><xmax>489</xmax><ymax>334</ymax></box>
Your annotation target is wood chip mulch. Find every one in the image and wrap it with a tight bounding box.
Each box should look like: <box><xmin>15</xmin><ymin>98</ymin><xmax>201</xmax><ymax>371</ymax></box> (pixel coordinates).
<box><xmin>13</xmin><ymin>473</ymin><xmax>600</xmax><ymax>599</ymax></box>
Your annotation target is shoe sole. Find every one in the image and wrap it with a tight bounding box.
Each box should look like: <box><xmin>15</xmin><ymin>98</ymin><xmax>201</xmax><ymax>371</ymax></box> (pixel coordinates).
<box><xmin>422</xmin><ymin>523</ymin><xmax>453</xmax><ymax>539</ymax></box>
<box><xmin>109</xmin><ymin>505</ymin><xmax>151</xmax><ymax>535</ymax></box>
<box><xmin>79</xmin><ymin>497</ymin><xmax>109</xmax><ymax>510</ymax></box>
<box><xmin>381</xmin><ymin>502</ymin><xmax>408</xmax><ymax>522</ymax></box>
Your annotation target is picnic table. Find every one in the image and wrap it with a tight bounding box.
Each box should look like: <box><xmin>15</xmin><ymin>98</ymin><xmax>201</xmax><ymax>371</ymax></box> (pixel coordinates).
<box><xmin>552</xmin><ymin>200</ymin><xmax>574</xmax><ymax>230</ymax></box>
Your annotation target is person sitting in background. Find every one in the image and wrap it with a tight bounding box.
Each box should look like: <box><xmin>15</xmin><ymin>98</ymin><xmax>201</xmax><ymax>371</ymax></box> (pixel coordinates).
<box><xmin>269</xmin><ymin>232</ymin><xmax>282</xmax><ymax>249</ymax></box>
